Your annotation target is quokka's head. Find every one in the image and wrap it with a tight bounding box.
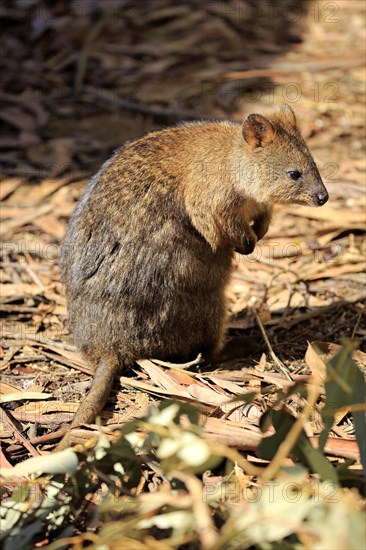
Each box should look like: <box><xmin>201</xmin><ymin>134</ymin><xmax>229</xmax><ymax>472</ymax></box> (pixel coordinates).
<box><xmin>241</xmin><ymin>104</ymin><xmax>329</xmax><ymax>207</ymax></box>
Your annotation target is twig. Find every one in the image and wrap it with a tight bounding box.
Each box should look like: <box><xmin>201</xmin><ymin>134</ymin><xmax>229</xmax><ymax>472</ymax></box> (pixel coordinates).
<box><xmin>285</xmin><ymin>301</ymin><xmax>344</xmax><ymax>329</ymax></box>
<box><xmin>0</xmin><ymin>245</ymin><xmax>59</xmax><ymax>260</ymax></box>
<box><xmin>351</xmin><ymin>309</ymin><xmax>363</xmax><ymax>339</ymax></box>
<box><xmin>1</xmin><ymin>408</ymin><xmax>40</xmax><ymax>456</ymax></box>
<box><xmin>0</xmin><ymin>305</ymin><xmax>42</xmax><ymax>313</ymax></box>
<box><xmin>5</xmin><ymin>427</ymin><xmax>69</xmax><ymax>454</ymax></box>
<box><xmin>24</xmin><ymin>264</ymin><xmax>45</xmax><ymax>289</ymax></box>
<box><xmin>251</xmin><ymin>308</ymin><xmax>292</xmax><ymax>381</ymax></box>
<box><xmin>79</xmin><ymin>85</ymin><xmax>225</xmax><ymax>122</ymax></box>
<box><xmin>0</xmin><ymin>346</ymin><xmax>21</xmax><ymax>370</ymax></box>
<box><xmin>152</xmin><ymin>353</ymin><xmax>203</xmax><ymax>371</ymax></box>
<box><xmin>3</xmin><ymin>336</ymin><xmax>76</xmax><ymax>352</ymax></box>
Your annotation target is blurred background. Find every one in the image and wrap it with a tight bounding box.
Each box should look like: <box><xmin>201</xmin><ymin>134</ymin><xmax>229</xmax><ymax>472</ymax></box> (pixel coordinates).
<box><xmin>1</xmin><ymin>0</ymin><xmax>364</xmax><ymax>179</ymax></box>
<box><xmin>1</xmin><ymin>0</ymin><xmax>365</xmax><ymax>399</ymax></box>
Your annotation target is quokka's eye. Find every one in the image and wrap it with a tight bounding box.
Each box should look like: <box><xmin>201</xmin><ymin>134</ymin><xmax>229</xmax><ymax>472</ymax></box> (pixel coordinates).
<box><xmin>287</xmin><ymin>170</ymin><xmax>302</xmax><ymax>181</ymax></box>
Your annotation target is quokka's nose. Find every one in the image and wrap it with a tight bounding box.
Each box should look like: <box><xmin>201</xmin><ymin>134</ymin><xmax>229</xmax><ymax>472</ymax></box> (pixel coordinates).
<box><xmin>316</xmin><ymin>191</ymin><xmax>329</xmax><ymax>206</ymax></box>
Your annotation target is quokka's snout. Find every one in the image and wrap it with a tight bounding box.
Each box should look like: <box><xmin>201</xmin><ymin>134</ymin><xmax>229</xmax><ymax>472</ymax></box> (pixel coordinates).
<box><xmin>311</xmin><ymin>178</ymin><xmax>329</xmax><ymax>206</ymax></box>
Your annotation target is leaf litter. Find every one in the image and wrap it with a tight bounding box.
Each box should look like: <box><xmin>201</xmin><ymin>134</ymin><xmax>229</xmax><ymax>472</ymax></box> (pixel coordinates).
<box><xmin>0</xmin><ymin>1</ymin><xmax>365</xmax><ymax>548</ymax></box>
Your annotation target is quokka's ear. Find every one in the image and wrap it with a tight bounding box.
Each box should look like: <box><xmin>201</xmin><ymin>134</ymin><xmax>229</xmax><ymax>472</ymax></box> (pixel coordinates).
<box><xmin>242</xmin><ymin>113</ymin><xmax>275</xmax><ymax>149</ymax></box>
<box><xmin>279</xmin><ymin>103</ymin><xmax>297</xmax><ymax>129</ymax></box>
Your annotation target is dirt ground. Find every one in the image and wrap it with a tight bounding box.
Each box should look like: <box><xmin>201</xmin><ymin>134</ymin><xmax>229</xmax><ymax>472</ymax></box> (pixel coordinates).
<box><xmin>1</xmin><ymin>0</ymin><xmax>365</xmax><ymax>461</ymax></box>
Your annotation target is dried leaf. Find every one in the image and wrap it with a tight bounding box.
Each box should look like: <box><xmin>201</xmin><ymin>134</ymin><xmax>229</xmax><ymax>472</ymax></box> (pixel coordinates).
<box><xmin>0</xmin><ymin>392</ymin><xmax>52</xmax><ymax>404</ymax></box>
<box><xmin>1</xmin><ymin>448</ymin><xmax>79</xmax><ymax>477</ymax></box>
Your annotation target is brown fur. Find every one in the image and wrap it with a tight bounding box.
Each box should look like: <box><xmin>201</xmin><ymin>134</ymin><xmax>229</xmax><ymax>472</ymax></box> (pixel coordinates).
<box><xmin>56</xmin><ymin>104</ymin><xmax>328</xmax><ymax>449</ymax></box>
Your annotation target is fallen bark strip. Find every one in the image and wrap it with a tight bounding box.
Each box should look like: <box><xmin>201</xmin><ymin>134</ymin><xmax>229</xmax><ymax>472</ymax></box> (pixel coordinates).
<box><xmin>28</xmin><ymin>418</ymin><xmax>360</xmax><ymax>464</ymax></box>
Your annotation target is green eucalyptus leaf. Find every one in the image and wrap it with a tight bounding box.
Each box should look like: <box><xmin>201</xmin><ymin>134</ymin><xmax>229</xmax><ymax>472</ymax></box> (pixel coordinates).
<box><xmin>259</xmin><ymin>409</ymin><xmax>337</xmax><ymax>482</ymax></box>
<box><xmin>296</xmin><ymin>435</ymin><xmax>338</xmax><ymax>483</ymax></box>
<box><xmin>319</xmin><ymin>341</ymin><xmax>365</xmax><ymax>478</ymax></box>
<box><xmin>259</xmin><ymin>409</ymin><xmax>295</xmax><ymax>459</ymax></box>
<box><xmin>349</xmin><ymin>359</ymin><xmax>366</xmax><ymax>478</ymax></box>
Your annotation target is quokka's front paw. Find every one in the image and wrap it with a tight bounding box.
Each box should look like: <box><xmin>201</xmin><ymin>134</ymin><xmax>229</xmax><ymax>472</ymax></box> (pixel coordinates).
<box><xmin>252</xmin><ymin>212</ymin><xmax>271</xmax><ymax>241</ymax></box>
<box><xmin>253</xmin><ymin>221</ymin><xmax>269</xmax><ymax>241</ymax></box>
<box><xmin>235</xmin><ymin>232</ymin><xmax>257</xmax><ymax>255</ymax></box>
